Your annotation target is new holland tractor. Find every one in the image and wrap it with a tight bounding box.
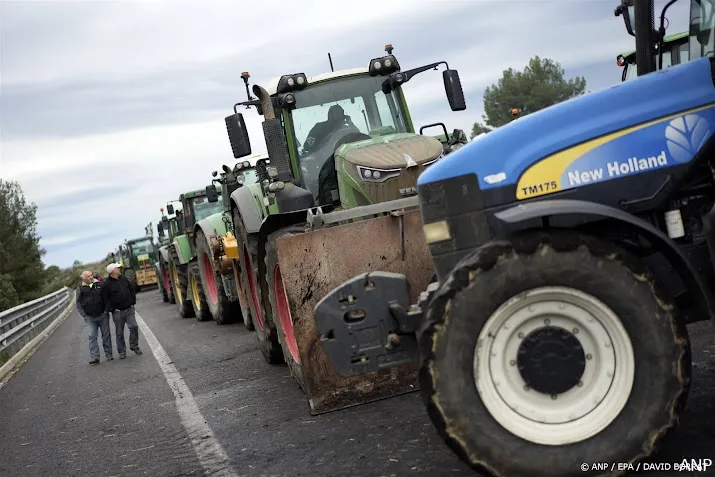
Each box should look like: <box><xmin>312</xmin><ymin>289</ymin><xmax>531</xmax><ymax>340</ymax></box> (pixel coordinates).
<box><xmin>156</xmin><ymin>208</ymin><xmax>179</xmax><ymax>304</ymax></box>
<box><xmin>219</xmin><ymin>45</ymin><xmax>467</xmax><ymax>414</ymax></box>
<box><xmin>315</xmin><ymin>0</ymin><xmax>715</xmax><ymax>475</ymax></box>
<box><xmin>619</xmin><ymin>31</ymin><xmax>689</xmax><ymax>81</ymax></box>
<box><xmin>193</xmin><ymin>157</ymin><xmax>261</xmax><ymax>329</ymax></box>
<box><xmin>165</xmin><ymin>189</ymin><xmax>230</xmax><ymax>323</ymax></box>
<box><xmin>114</xmin><ymin>236</ymin><xmax>159</xmax><ymax>292</ymax></box>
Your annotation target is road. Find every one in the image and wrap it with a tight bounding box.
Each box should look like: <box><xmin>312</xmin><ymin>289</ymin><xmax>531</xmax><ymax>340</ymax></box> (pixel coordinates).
<box><xmin>0</xmin><ymin>289</ymin><xmax>713</xmax><ymax>477</ymax></box>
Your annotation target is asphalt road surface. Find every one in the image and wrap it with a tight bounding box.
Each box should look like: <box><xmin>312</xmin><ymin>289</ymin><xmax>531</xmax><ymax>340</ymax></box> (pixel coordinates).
<box><xmin>0</xmin><ymin>289</ymin><xmax>713</xmax><ymax>477</ymax></box>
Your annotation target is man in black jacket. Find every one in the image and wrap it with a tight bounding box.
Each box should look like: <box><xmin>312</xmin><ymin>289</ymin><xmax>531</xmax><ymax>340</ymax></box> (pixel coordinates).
<box><xmin>76</xmin><ymin>270</ymin><xmax>113</xmax><ymax>364</ymax></box>
<box><xmin>103</xmin><ymin>263</ymin><xmax>142</xmax><ymax>359</ymax></box>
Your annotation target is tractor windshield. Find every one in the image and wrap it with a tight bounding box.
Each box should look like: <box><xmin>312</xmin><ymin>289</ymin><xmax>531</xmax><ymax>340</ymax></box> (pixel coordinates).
<box><xmin>290</xmin><ymin>74</ymin><xmax>409</xmax><ymax>200</ymax></box>
<box><xmin>691</xmin><ymin>0</ymin><xmax>715</xmax><ymax>59</ymax></box>
<box><xmin>129</xmin><ymin>239</ymin><xmax>153</xmax><ymax>257</ymax></box>
<box><xmin>192</xmin><ymin>194</ymin><xmax>222</xmax><ymax>222</ymax></box>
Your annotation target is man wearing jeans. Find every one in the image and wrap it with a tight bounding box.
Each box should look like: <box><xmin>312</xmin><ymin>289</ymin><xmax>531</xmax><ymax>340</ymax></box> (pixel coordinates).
<box><xmin>102</xmin><ymin>263</ymin><xmax>142</xmax><ymax>359</ymax></box>
<box><xmin>76</xmin><ymin>271</ymin><xmax>113</xmax><ymax>365</ymax></box>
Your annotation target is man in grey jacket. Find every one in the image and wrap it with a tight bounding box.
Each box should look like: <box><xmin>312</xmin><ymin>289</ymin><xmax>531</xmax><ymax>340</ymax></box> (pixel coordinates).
<box><xmin>76</xmin><ymin>271</ymin><xmax>113</xmax><ymax>364</ymax></box>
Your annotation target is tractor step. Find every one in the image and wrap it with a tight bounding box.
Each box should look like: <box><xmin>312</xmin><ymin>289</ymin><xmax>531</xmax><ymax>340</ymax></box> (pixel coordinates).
<box><xmin>315</xmin><ymin>272</ymin><xmax>423</xmax><ymax>377</ymax></box>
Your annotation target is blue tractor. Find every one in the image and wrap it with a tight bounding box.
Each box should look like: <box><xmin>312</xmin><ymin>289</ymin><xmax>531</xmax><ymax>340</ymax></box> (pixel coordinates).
<box><xmin>315</xmin><ymin>0</ymin><xmax>715</xmax><ymax>475</ymax></box>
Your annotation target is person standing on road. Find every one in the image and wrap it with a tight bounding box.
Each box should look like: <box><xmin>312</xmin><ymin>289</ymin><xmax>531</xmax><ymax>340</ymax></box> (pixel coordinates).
<box><xmin>102</xmin><ymin>263</ymin><xmax>143</xmax><ymax>359</ymax></box>
<box><xmin>76</xmin><ymin>271</ymin><xmax>113</xmax><ymax>365</ymax></box>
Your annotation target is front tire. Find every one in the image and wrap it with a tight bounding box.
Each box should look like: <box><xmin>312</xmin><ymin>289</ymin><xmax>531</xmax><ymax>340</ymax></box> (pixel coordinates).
<box><xmin>196</xmin><ymin>231</ymin><xmax>241</xmax><ymax>325</ymax></box>
<box><xmin>169</xmin><ymin>255</ymin><xmax>194</xmax><ymax>318</ymax></box>
<box><xmin>419</xmin><ymin>232</ymin><xmax>691</xmax><ymax>477</ymax></box>
<box><xmin>189</xmin><ymin>262</ymin><xmax>212</xmax><ymax>322</ymax></box>
<box><xmin>233</xmin><ymin>208</ymin><xmax>281</xmax><ymax>363</ymax></box>
<box><xmin>264</xmin><ymin>226</ymin><xmax>307</xmax><ymax>391</ymax></box>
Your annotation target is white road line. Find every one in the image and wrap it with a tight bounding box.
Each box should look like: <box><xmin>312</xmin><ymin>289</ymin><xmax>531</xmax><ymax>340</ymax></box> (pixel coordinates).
<box><xmin>135</xmin><ymin>312</ymin><xmax>238</xmax><ymax>477</ymax></box>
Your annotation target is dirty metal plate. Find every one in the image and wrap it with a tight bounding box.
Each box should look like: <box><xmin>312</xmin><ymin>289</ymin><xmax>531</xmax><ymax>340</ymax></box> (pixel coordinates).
<box><xmin>314</xmin><ymin>271</ymin><xmax>420</xmax><ymax>377</ymax></box>
<box><xmin>275</xmin><ymin>208</ymin><xmax>434</xmax><ymax>415</ymax></box>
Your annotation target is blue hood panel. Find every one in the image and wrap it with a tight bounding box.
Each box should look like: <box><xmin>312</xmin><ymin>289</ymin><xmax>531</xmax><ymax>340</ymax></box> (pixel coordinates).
<box><xmin>419</xmin><ymin>58</ymin><xmax>715</xmax><ymax>198</ymax></box>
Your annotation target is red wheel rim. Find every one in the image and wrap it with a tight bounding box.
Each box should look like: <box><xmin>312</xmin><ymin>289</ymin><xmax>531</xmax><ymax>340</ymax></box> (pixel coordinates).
<box><xmin>245</xmin><ymin>245</ymin><xmax>264</xmax><ymax>329</ymax></box>
<box><xmin>162</xmin><ymin>266</ymin><xmax>170</xmax><ymax>294</ymax></box>
<box><xmin>273</xmin><ymin>264</ymin><xmax>300</xmax><ymax>363</ymax></box>
<box><xmin>202</xmin><ymin>253</ymin><xmax>218</xmax><ymax>303</ymax></box>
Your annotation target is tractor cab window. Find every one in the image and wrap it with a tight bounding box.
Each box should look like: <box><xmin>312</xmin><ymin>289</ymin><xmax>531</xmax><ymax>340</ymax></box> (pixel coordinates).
<box><xmin>624</xmin><ymin>59</ymin><xmax>638</xmax><ymax>81</ymax></box>
<box><xmin>691</xmin><ymin>0</ymin><xmax>715</xmax><ymax>60</ymax></box>
<box><xmin>191</xmin><ymin>195</ymin><xmax>222</xmax><ymax>222</ymax></box>
<box><xmin>680</xmin><ymin>42</ymin><xmax>690</xmax><ymax>62</ymax></box>
<box><xmin>130</xmin><ymin>239</ymin><xmax>153</xmax><ymax>256</ymax></box>
<box><xmin>290</xmin><ymin>74</ymin><xmax>409</xmax><ymax>200</ymax></box>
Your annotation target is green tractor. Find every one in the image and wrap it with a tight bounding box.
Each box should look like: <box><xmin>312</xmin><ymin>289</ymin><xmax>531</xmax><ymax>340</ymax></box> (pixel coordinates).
<box><xmin>165</xmin><ymin>189</ymin><xmax>230</xmax><ymax>322</ymax></box>
<box><xmin>213</xmin><ymin>44</ymin><xmax>467</xmax><ymax>413</ymax></box>
<box><xmin>190</xmin><ymin>157</ymin><xmax>261</xmax><ymax>328</ymax></box>
<box><xmin>114</xmin><ymin>236</ymin><xmax>159</xmax><ymax>292</ymax></box>
<box><xmin>618</xmin><ymin>31</ymin><xmax>689</xmax><ymax>81</ymax></box>
<box><xmin>156</xmin><ymin>207</ymin><xmax>180</xmax><ymax>304</ymax></box>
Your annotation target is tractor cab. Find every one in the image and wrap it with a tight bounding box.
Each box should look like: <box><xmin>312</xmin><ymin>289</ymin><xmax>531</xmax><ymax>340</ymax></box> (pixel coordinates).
<box><xmin>224</xmin><ymin>45</ymin><xmax>467</xmax><ymax>213</ymax></box>
<box><xmin>618</xmin><ymin>31</ymin><xmax>689</xmax><ymax>81</ymax></box>
<box><xmin>126</xmin><ymin>237</ymin><xmax>158</xmax><ymax>270</ymax></box>
<box><xmin>174</xmin><ymin>189</ymin><xmax>223</xmax><ymax>256</ymax></box>
<box><xmin>615</xmin><ymin>0</ymin><xmax>713</xmax><ymax>74</ymax></box>
<box><xmin>205</xmin><ymin>153</ymin><xmax>262</xmax><ymax>208</ymax></box>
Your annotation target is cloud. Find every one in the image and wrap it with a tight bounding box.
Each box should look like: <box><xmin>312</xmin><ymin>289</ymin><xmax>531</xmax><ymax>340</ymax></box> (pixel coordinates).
<box><xmin>1</xmin><ymin>0</ymin><xmax>691</xmax><ymax>267</ymax></box>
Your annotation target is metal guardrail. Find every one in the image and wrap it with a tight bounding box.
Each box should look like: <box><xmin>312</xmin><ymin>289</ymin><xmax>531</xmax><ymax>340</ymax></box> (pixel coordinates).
<box><xmin>0</xmin><ymin>287</ymin><xmax>73</xmax><ymax>360</ymax></box>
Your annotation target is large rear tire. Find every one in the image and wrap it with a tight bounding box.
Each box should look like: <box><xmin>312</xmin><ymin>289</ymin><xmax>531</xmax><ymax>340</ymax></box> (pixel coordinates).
<box><xmin>169</xmin><ymin>254</ymin><xmax>194</xmax><ymax>318</ymax></box>
<box><xmin>196</xmin><ymin>231</ymin><xmax>241</xmax><ymax>325</ymax></box>
<box><xmin>189</xmin><ymin>262</ymin><xmax>212</xmax><ymax>322</ymax></box>
<box><xmin>419</xmin><ymin>232</ymin><xmax>691</xmax><ymax>477</ymax></box>
<box><xmin>233</xmin><ymin>208</ymin><xmax>281</xmax><ymax>363</ymax></box>
<box><xmin>162</xmin><ymin>260</ymin><xmax>176</xmax><ymax>304</ymax></box>
<box><xmin>264</xmin><ymin>226</ymin><xmax>307</xmax><ymax>391</ymax></box>
<box><xmin>159</xmin><ymin>266</ymin><xmax>169</xmax><ymax>302</ymax></box>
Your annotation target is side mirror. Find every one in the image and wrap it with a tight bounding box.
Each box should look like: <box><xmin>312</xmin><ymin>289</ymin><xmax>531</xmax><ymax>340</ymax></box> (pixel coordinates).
<box><xmin>157</xmin><ymin>223</ymin><xmax>164</xmax><ymax>236</ymax></box>
<box><xmin>206</xmin><ymin>184</ymin><xmax>219</xmax><ymax>203</ymax></box>
<box><xmin>225</xmin><ymin>113</ymin><xmax>252</xmax><ymax>159</ymax></box>
<box><xmin>615</xmin><ymin>2</ymin><xmax>635</xmax><ymax>36</ymax></box>
<box><xmin>443</xmin><ymin>70</ymin><xmax>466</xmax><ymax>111</ymax></box>
<box><xmin>452</xmin><ymin>129</ymin><xmax>468</xmax><ymax>144</ymax></box>
<box><xmin>167</xmin><ymin>204</ymin><xmax>174</xmax><ymax>215</ymax></box>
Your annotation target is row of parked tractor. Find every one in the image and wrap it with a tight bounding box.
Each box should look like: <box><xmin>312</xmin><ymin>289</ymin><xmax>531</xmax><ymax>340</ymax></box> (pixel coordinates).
<box><xmin>109</xmin><ymin>1</ymin><xmax>715</xmax><ymax>473</ymax></box>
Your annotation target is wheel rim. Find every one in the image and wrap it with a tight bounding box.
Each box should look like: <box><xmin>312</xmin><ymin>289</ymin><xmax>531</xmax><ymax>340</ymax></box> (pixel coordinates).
<box><xmin>473</xmin><ymin>286</ymin><xmax>635</xmax><ymax>446</ymax></box>
<box><xmin>273</xmin><ymin>264</ymin><xmax>300</xmax><ymax>363</ymax></box>
<box><xmin>163</xmin><ymin>266</ymin><xmax>170</xmax><ymax>294</ymax></box>
<box><xmin>190</xmin><ymin>273</ymin><xmax>201</xmax><ymax>307</ymax></box>
<box><xmin>202</xmin><ymin>253</ymin><xmax>218</xmax><ymax>303</ymax></box>
<box><xmin>172</xmin><ymin>266</ymin><xmax>183</xmax><ymax>304</ymax></box>
<box><xmin>233</xmin><ymin>260</ymin><xmax>250</xmax><ymax>311</ymax></box>
<box><xmin>244</xmin><ymin>244</ymin><xmax>264</xmax><ymax>329</ymax></box>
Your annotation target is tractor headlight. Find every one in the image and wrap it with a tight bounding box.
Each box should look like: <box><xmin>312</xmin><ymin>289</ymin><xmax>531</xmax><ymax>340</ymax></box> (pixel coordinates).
<box><xmin>276</xmin><ymin>73</ymin><xmax>308</xmax><ymax>94</ymax></box>
<box><xmin>357</xmin><ymin>165</ymin><xmax>401</xmax><ymax>183</ymax></box>
<box><xmin>368</xmin><ymin>55</ymin><xmax>400</xmax><ymax>76</ymax></box>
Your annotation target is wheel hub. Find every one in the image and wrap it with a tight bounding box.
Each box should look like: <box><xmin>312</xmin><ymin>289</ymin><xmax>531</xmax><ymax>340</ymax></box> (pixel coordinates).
<box><xmin>517</xmin><ymin>326</ymin><xmax>585</xmax><ymax>395</ymax></box>
<box><xmin>473</xmin><ymin>286</ymin><xmax>635</xmax><ymax>446</ymax></box>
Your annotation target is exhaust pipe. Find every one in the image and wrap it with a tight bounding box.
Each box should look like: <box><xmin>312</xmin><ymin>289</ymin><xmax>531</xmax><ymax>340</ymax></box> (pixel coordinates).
<box><xmin>253</xmin><ymin>84</ymin><xmax>275</xmax><ymax>120</ymax></box>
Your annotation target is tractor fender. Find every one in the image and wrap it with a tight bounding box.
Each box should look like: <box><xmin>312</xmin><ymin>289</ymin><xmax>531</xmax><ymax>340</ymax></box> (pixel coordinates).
<box><xmin>194</xmin><ymin>214</ymin><xmax>229</xmax><ymax>245</ymax></box>
<box><xmin>256</xmin><ymin>210</ymin><xmax>315</xmax><ymax>285</ymax></box>
<box><xmin>230</xmin><ymin>185</ymin><xmax>263</xmax><ymax>234</ymax></box>
<box><xmin>494</xmin><ymin>198</ymin><xmax>715</xmax><ymax>322</ymax></box>
<box><xmin>159</xmin><ymin>245</ymin><xmax>171</xmax><ymax>264</ymax></box>
<box><xmin>171</xmin><ymin>235</ymin><xmax>192</xmax><ymax>265</ymax></box>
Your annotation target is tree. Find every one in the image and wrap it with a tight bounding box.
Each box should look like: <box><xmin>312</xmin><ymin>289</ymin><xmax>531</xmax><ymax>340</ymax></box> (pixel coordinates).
<box><xmin>0</xmin><ymin>274</ymin><xmax>21</xmax><ymax>311</ymax></box>
<box><xmin>0</xmin><ymin>180</ymin><xmax>46</xmax><ymax>306</ymax></box>
<box><xmin>470</xmin><ymin>121</ymin><xmax>492</xmax><ymax>139</ymax></box>
<box><xmin>475</xmin><ymin>56</ymin><xmax>587</xmax><ymax>130</ymax></box>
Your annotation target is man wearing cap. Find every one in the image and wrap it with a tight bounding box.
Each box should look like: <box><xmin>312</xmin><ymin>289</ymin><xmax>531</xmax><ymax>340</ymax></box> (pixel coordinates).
<box><xmin>76</xmin><ymin>270</ymin><xmax>113</xmax><ymax>365</ymax></box>
<box><xmin>102</xmin><ymin>263</ymin><xmax>142</xmax><ymax>359</ymax></box>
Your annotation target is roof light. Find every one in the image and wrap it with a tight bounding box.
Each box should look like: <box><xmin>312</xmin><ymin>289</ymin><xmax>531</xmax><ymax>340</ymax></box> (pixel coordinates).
<box><xmin>617</xmin><ymin>55</ymin><xmax>625</xmax><ymax>67</ymax></box>
<box><xmin>368</xmin><ymin>55</ymin><xmax>400</xmax><ymax>76</ymax></box>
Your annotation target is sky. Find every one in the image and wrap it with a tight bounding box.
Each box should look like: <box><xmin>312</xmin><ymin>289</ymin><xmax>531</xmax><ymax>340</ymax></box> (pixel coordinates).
<box><xmin>0</xmin><ymin>0</ymin><xmax>691</xmax><ymax>268</ymax></box>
